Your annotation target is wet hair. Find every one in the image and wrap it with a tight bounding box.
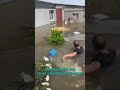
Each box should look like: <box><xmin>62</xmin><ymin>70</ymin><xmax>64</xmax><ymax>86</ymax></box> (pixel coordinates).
<box><xmin>74</xmin><ymin>41</ymin><xmax>79</xmax><ymax>48</ymax></box>
<box><xmin>92</xmin><ymin>35</ymin><xmax>106</xmax><ymax>50</ymax></box>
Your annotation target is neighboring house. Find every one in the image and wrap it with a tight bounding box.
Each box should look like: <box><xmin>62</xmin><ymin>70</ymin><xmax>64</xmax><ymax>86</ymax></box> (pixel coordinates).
<box><xmin>35</xmin><ymin>0</ymin><xmax>56</xmax><ymax>27</ymax></box>
<box><xmin>64</xmin><ymin>5</ymin><xmax>85</xmax><ymax>22</ymax></box>
<box><xmin>35</xmin><ymin>0</ymin><xmax>85</xmax><ymax>28</ymax></box>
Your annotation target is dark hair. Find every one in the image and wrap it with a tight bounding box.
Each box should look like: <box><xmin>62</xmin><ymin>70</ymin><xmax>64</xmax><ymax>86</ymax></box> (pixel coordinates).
<box><xmin>74</xmin><ymin>41</ymin><xmax>79</xmax><ymax>47</ymax></box>
<box><xmin>92</xmin><ymin>35</ymin><xmax>106</xmax><ymax>50</ymax></box>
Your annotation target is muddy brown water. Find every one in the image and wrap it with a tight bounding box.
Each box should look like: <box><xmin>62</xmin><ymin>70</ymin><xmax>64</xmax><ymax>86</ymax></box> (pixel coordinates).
<box><xmin>35</xmin><ymin>29</ymin><xmax>85</xmax><ymax>90</ymax></box>
<box><xmin>35</xmin><ymin>22</ymin><xmax>85</xmax><ymax>90</ymax></box>
<box><xmin>35</xmin><ymin>22</ymin><xmax>120</xmax><ymax>90</ymax></box>
<box><xmin>35</xmin><ymin>39</ymin><xmax>85</xmax><ymax>90</ymax></box>
<box><xmin>86</xmin><ymin>33</ymin><xmax>120</xmax><ymax>90</ymax></box>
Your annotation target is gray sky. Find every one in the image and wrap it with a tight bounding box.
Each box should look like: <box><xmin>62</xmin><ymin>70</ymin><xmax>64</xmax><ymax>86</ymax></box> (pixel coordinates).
<box><xmin>40</xmin><ymin>0</ymin><xmax>85</xmax><ymax>6</ymax></box>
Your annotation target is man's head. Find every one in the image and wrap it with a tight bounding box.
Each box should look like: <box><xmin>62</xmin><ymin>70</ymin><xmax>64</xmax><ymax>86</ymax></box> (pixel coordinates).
<box><xmin>74</xmin><ymin>41</ymin><xmax>79</xmax><ymax>48</ymax></box>
<box><xmin>92</xmin><ymin>35</ymin><xmax>106</xmax><ymax>51</ymax></box>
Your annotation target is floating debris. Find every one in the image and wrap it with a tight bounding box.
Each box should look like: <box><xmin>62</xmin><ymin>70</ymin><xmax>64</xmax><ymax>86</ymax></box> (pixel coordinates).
<box><xmin>46</xmin><ymin>64</ymin><xmax>51</xmax><ymax>67</ymax></box>
<box><xmin>44</xmin><ymin>56</ymin><xmax>49</xmax><ymax>61</ymax></box>
<box><xmin>46</xmin><ymin>64</ymin><xmax>52</xmax><ymax>69</ymax></box>
<box><xmin>65</xmin><ymin>21</ymin><xmax>67</xmax><ymax>24</ymax></box>
<box><xmin>47</xmin><ymin>88</ymin><xmax>52</xmax><ymax>90</ymax></box>
<box><xmin>41</xmin><ymin>82</ymin><xmax>49</xmax><ymax>86</ymax></box>
<box><xmin>46</xmin><ymin>75</ymin><xmax>50</xmax><ymax>81</ymax></box>
<box><xmin>76</xmin><ymin>85</ymin><xmax>79</xmax><ymax>88</ymax></box>
<box><xmin>73</xmin><ymin>32</ymin><xmax>80</xmax><ymax>35</ymax></box>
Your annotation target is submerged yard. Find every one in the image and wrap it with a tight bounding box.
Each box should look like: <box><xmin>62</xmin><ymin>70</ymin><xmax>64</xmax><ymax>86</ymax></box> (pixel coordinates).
<box><xmin>86</xmin><ymin>33</ymin><xmax>120</xmax><ymax>90</ymax></box>
<box><xmin>85</xmin><ymin>20</ymin><xmax>120</xmax><ymax>90</ymax></box>
<box><xmin>35</xmin><ymin>22</ymin><xmax>85</xmax><ymax>90</ymax></box>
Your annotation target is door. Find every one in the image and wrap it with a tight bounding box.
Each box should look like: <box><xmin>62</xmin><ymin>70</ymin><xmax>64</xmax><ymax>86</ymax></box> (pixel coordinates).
<box><xmin>56</xmin><ymin>8</ymin><xmax>63</xmax><ymax>27</ymax></box>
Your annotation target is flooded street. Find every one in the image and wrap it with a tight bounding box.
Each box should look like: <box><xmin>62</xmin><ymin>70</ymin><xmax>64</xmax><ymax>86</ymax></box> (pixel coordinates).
<box><xmin>35</xmin><ymin>22</ymin><xmax>85</xmax><ymax>90</ymax></box>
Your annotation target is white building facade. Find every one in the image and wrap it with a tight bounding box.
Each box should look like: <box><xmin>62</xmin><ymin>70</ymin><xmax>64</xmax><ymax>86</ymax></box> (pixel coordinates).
<box><xmin>35</xmin><ymin>0</ymin><xmax>85</xmax><ymax>28</ymax></box>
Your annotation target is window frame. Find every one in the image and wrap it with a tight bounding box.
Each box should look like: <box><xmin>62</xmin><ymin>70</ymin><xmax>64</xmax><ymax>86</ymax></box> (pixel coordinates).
<box><xmin>49</xmin><ymin>10</ymin><xmax>55</xmax><ymax>21</ymax></box>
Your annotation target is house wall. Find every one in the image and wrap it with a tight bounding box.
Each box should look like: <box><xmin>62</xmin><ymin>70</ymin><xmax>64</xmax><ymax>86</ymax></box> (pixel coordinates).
<box><xmin>64</xmin><ymin>8</ymin><xmax>85</xmax><ymax>22</ymax></box>
<box><xmin>35</xmin><ymin>8</ymin><xmax>56</xmax><ymax>27</ymax></box>
<box><xmin>35</xmin><ymin>6</ymin><xmax>85</xmax><ymax>28</ymax></box>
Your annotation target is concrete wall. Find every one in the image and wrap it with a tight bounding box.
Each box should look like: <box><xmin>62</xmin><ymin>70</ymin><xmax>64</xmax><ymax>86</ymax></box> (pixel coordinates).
<box><xmin>35</xmin><ymin>8</ymin><xmax>56</xmax><ymax>27</ymax></box>
<box><xmin>64</xmin><ymin>8</ymin><xmax>85</xmax><ymax>22</ymax></box>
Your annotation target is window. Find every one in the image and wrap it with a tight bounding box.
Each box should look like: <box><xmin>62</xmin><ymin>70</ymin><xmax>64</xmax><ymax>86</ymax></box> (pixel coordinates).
<box><xmin>49</xmin><ymin>10</ymin><xmax>54</xmax><ymax>21</ymax></box>
<box><xmin>73</xmin><ymin>13</ymin><xmax>79</xmax><ymax>20</ymax></box>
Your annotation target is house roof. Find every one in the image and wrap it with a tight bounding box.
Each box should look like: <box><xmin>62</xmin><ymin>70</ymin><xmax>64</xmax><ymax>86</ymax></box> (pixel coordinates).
<box><xmin>35</xmin><ymin>0</ymin><xmax>55</xmax><ymax>9</ymax></box>
<box><xmin>35</xmin><ymin>0</ymin><xmax>84</xmax><ymax>9</ymax></box>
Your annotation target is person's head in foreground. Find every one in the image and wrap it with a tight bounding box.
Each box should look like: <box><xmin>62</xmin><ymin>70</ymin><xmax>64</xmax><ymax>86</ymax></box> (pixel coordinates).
<box><xmin>74</xmin><ymin>41</ymin><xmax>80</xmax><ymax>48</ymax></box>
<box><xmin>92</xmin><ymin>35</ymin><xmax>106</xmax><ymax>51</ymax></box>
<box><xmin>86</xmin><ymin>35</ymin><xmax>120</xmax><ymax>74</ymax></box>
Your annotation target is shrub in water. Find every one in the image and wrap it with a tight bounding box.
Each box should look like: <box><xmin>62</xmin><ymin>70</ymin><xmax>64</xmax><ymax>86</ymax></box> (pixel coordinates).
<box><xmin>48</xmin><ymin>28</ymin><xmax>64</xmax><ymax>45</ymax></box>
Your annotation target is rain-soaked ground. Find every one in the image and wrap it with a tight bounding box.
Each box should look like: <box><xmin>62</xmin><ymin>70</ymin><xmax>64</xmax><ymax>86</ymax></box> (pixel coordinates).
<box><xmin>35</xmin><ymin>22</ymin><xmax>85</xmax><ymax>90</ymax></box>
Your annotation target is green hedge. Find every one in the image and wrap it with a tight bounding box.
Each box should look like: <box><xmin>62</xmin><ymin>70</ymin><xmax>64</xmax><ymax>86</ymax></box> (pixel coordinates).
<box><xmin>48</xmin><ymin>28</ymin><xmax>64</xmax><ymax>45</ymax></box>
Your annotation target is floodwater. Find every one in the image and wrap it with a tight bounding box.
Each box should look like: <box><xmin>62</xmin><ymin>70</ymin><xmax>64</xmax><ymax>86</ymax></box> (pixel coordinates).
<box><xmin>35</xmin><ymin>22</ymin><xmax>85</xmax><ymax>90</ymax></box>
<box><xmin>86</xmin><ymin>33</ymin><xmax>120</xmax><ymax>90</ymax></box>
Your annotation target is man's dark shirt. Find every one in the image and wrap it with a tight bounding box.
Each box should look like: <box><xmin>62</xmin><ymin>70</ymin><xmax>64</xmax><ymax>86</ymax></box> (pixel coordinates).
<box><xmin>73</xmin><ymin>47</ymin><xmax>83</xmax><ymax>55</ymax></box>
<box><xmin>92</xmin><ymin>49</ymin><xmax>116</xmax><ymax>69</ymax></box>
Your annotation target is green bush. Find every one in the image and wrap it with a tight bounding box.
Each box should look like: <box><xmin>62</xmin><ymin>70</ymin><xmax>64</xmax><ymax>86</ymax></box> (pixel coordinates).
<box><xmin>48</xmin><ymin>28</ymin><xmax>64</xmax><ymax>45</ymax></box>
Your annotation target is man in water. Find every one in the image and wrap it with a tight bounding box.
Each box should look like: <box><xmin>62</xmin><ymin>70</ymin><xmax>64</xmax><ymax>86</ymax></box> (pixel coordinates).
<box><xmin>86</xmin><ymin>35</ymin><xmax>120</xmax><ymax>74</ymax></box>
<box><xmin>62</xmin><ymin>41</ymin><xmax>83</xmax><ymax>62</ymax></box>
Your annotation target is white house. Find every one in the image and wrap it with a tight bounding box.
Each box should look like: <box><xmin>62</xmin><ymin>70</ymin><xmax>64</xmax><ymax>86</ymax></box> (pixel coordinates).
<box><xmin>35</xmin><ymin>0</ymin><xmax>56</xmax><ymax>27</ymax></box>
<box><xmin>35</xmin><ymin>0</ymin><xmax>85</xmax><ymax>28</ymax></box>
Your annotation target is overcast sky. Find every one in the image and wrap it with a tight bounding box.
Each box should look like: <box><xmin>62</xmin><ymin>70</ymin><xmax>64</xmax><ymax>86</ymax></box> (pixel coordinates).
<box><xmin>40</xmin><ymin>0</ymin><xmax>85</xmax><ymax>6</ymax></box>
